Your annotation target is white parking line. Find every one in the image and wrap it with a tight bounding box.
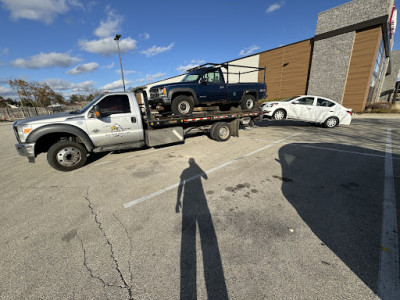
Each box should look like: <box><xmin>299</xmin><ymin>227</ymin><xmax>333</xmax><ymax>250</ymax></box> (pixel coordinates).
<box><xmin>299</xmin><ymin>144</ymin><xmax>400</xmax><ymax>160</ymax></box>
<box><xmin>123</xmin><ymin>131</ymin><xmax>303</xmax><ymax>208</ymax></box>
<box><xmin>377</xmin><ymin>129</ymin><xmax>400</xmax><ymax>299</ymax></box>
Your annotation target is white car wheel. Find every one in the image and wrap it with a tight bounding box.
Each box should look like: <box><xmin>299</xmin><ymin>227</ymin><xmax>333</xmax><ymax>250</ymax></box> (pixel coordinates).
<box><xmin>324</xmin><ymin>117</ymin><xmax>338</xmax><ymax>128</ymax></box>
<box><xmin>273</xmin><ymin>109</ymin><xmax>286</xmax><ymax>120</ymax></box>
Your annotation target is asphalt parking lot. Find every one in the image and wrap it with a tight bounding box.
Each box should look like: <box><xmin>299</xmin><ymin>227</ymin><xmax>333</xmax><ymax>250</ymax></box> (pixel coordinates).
<box><xmin>1</xmin><ymin>116</ymin><xmax>400</xmax><ymax>299</ymax></box>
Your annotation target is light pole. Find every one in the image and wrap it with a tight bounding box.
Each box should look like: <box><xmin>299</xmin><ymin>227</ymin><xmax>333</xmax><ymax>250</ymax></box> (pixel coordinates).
<box><xmin>114</xmin><ymin>34</ymin><xmax>126</xmax><ymax>91</ymax></box>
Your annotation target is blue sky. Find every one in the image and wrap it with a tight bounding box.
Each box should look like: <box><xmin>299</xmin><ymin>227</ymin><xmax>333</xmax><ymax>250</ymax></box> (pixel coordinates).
<box><xmin>0</xmin><ymin>0</ymin><xmax>398</xmax><ymax>100</ymax></box>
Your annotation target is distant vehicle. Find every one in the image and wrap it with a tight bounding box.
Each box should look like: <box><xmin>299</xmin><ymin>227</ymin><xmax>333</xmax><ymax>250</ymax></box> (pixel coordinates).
<box><xmin>148</xmin><ymin>63</ymin><xmax>267</xmax><ymax>115</ymax></box>
<box><xmin>261</xmin><ymin>95</ymin><xmax>352</xmax><ymax>128</ymax></box>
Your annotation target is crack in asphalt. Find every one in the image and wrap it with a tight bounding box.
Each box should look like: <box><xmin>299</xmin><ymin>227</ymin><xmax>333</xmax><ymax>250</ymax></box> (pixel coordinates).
<box><xmin>82</xmin><ymin>191</ymin><xmax>134</xmax><ymax>300</ymax></box>
<box><xmin>113</xmin><ymin>213</ymin><xmax>134</xmax><ymax>286</ymax></box>
<box><xmin>77</xmin><ymin>235</ymin><xmax>116</xmax><ymax>289</ymax></box>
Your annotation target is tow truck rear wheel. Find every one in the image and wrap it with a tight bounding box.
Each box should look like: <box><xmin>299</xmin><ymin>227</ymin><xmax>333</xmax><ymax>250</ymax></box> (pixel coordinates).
<box><xmin>210</xmin><ymin>122</ymin><xmax>231</xmax><ymax>142</ymax></box>
<box><xmin>171</xmin><ymin>95</ymin><xmax>194</xmax><ymax>115</ymax></box>
<box><xmin>47</xmin><ymin>141</ymin><xmax>87</xmax><ymax>171</ymax></box>
<box><xmin>240</xmin><ymin>95</ymin><xmax>255</xmax><ymax>110</ymax></box>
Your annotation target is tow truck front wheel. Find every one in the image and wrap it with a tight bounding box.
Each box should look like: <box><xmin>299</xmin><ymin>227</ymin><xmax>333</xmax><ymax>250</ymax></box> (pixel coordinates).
<box><xmin>47</xmin><ymin>141</ymin><xmax>88</xmax><ymax>172</ymax></box>
<box><xmin>171</xmin><ymin>95</ymin><xmax>194</xmax><ymax>115</ymax></box>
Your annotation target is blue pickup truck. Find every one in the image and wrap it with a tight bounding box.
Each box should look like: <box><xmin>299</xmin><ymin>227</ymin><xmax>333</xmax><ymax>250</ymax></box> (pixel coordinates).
<box><xmin>148</xmin><ymin>63</ymin><xmax>267</xmax><ymax>115</ymax></box>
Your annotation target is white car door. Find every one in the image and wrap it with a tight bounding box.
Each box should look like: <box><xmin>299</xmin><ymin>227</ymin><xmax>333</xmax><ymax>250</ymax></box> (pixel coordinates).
<box><xmin>312</xmin><ymin>98</ymin><xmax>337</xmax><ymax>123</ymax></box>
<box><xmin>85</xmin><ymin>94</ymin><xmax>142</xmax><ymax>147</ymax></box>
<box><xmin>289</xmin><ymin>96</ymin><xmax>315</xmax><ymax>121</ymax></box>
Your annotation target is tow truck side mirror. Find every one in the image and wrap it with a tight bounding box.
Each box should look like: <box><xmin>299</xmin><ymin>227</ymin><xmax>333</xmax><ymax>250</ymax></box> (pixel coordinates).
<box><xmin>94</xmin><ymin>105</ymin><xmax>102</xmax><ymax>118</ymax></box>
<box><xmin>200</xmin><ymin>78</ymin><xmax>208</xmax><ymax>84</ymax></box>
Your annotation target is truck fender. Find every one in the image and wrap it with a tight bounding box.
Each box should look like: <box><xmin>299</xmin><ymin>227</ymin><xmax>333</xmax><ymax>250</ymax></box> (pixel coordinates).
<box><xmin>241</xmin><ymin>89</ymin><xmax>258</xmax><ymax>101</ymax></box>
<box><xmin>26</xmin><ymin>124</ymin><xmax>95</xmax><ymax>151</ymax></box>
<box><xmin>168</xmin><ymin>88</ymin><xmax>198</xmax><ymax>104</ymax></box>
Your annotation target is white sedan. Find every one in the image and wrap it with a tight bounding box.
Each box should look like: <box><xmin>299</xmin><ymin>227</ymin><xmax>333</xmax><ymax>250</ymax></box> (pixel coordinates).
<box><xmin>260</xmin><ymin>95</ymin><xmax>352</xmax><ymax>128</ymax></box>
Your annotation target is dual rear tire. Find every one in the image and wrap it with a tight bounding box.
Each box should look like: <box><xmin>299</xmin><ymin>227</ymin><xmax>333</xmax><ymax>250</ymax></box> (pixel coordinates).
<box><xmin>210</xmin><ymin>122</ymin><xmax>231</xmax><ymax>142</ymax></box>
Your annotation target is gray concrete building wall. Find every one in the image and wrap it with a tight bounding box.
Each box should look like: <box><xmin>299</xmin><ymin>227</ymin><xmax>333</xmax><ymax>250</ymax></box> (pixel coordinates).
<box><xmin>315</xmin><ymin>0</ymin><xmax>390</xmax><ymax>35</ymax></box>
<box><xmin>308</xmin><ymin>0</ymin><xmax>392</xmax><ymax>104</ymax></box>
<box><xmin>307</xmin><ymin>32</ymin><xmax>354</xmax><ymax>103</ymax></box>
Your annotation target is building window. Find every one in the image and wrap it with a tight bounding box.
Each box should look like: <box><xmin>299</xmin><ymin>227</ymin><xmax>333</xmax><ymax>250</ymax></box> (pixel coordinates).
<box><xmin>367</xmin><ymin>40</ymin><xmax>385</xmax><ymax>104</ymax></box>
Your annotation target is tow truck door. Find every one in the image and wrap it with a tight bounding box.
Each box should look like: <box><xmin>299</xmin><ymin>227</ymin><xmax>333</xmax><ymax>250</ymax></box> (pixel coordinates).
<box><xmin>85</xmin><ymin>94</ymin><xmax>143</xmax><ymax>147</ymax></box>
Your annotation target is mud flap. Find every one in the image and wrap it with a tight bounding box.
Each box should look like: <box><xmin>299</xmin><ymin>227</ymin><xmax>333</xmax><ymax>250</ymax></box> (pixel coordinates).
<box><xmin>230</xmin><ymin>119</ymin><xmax>240</xmax><ymax>137</ymax></box>
<box><xmin>145</xmin><ymin>126</ymin><xmax>184</xmax><ymax>147</ymax></box>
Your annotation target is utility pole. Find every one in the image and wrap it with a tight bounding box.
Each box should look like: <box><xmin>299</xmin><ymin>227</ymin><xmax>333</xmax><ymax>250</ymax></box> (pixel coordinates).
<box><xmin>114</xmin><ymin>34</ymin><xmax>126</xmax><ymax>91</ymax></box>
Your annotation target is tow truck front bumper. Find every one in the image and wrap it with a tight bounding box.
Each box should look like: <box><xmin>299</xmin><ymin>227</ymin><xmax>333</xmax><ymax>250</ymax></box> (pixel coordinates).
<box><xmin>15</xmin><ymin>142</ymin><xmax>36</xmax><ymax>163</ymax></box>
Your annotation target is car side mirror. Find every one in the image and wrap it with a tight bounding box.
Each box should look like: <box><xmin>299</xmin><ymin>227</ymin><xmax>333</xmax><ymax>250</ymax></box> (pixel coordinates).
<box><xmin>200</xmin><ymin>78</ymin><xmax>208</xmax><ymax>84</ymax></box>
<box><xmin>292</xmin><ymin>100</ymin><xmax>299</xmax><ymax>104</ymax></box>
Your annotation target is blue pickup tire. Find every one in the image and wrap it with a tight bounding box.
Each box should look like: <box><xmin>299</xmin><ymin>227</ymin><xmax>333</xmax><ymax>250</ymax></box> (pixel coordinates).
<box><xmin>240</xmin><ymin>95</ymin><xmax>255</xmax><ymax>110</ymax></box>
<box><xmin>171</xmin><ymin>95</ymin><xmax>194</xmax><ymax>115</ymax></box>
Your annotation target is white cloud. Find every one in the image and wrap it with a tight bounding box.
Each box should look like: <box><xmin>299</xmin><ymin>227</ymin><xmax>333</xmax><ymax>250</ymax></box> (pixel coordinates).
<box><xmin>239</xmin><ymin>45</ymin><xmax>260</xmax><ymax>56</ymax></box>
<box><xmin>0</xmin><ymin>48</ymin><xmax>9</xmax><ymax>55</ymax></box>
<box><xmin>115</xmin><ymin>69</ymin><xmax>135</xmax><ymax>75</ymax></box>
<box><xmin>43</xmin><ymin>78</ymin><xmax>95</xmax><ymax>91</ymax></box>
<box><xmin>136</xmin><ymin>73</ymin><xmax>166</xmax><ymax>83</ymax></box>
<box><xmin>94</xmin><ymin>9</ymin><xmax>122</xmax><ymax>38</ymax></box>
<box><xmin>176</xmin><ymin>59</ymin><xmax>205</xmax><ymax>72</ymax></box>
<box><xmin>79</xmin><ymin>37</ymin><xmax>137</xmax><ymax>56</ymax></box>
<box><xmin>0</xmin><ymin>0</ymin><xmax>82</xmax><ymax>24</ymax></box>
<box><xmin>266</xmin><ymin>2</ymin><xmax>285</xmax><ymax>13</ymax></box>
<box><xmin>0</xmin><ymin>86</ymin><xmax>14</xmax><ymax>95</ymax></box>
<box><xmin>67</xmin><ymin>62</ymin><xmax>99</xmax><ymax>75</ymax></box>
<box><xmin>11</xmin><ymin>52</ymin><xmax>80</xmax><ymax>69</ymax></box>
<box><xmin>101</xmin><ymin>79</ymin><xmax>133</xmax><ymax>90</ymax></box>
<box><xmin>102</xmin><ymin>62</ymin><xmax>114</xmax><ymax>69</ymax></box>
<box><xmin>140</xmin><ymin>43</ymin><xmax>174</xmax><ymax>57</ymax></box>
<box><xmin>139</xmin><ymin>32</ymin><xmax>150</xmax><ymax>40</ymax></box>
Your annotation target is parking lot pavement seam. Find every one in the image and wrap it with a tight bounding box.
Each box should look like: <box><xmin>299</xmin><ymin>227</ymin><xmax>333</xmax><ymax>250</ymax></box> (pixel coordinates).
<box><xmin>83</xmin><ymin>190</ymin><xmax>135</xmax><ymax>299</ymax></box>
<box><xmin>123</xmin><ymin>131</ymin><xmax>303</xmax><ymax>209</ymax></box>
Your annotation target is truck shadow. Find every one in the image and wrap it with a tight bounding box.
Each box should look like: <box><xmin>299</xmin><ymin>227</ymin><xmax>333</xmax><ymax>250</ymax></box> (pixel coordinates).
<box><xmin>256</xmin><ymin>119</ymin><xmax>316</xmax><ymax>127</ymax></box>
<box><xmin>176</xmin><ymin>158</ymin><xmax>229</xmax><ymax>300</ymax></box>
<box><xmin>277</xmin><ymin>142</ymin><xmax>400</xmax><ymax>294</ymax></box>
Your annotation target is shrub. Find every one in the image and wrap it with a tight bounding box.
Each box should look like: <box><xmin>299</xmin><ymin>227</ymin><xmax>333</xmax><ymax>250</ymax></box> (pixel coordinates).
<box><xmin>365</xmin><ymin>101</ymin><xmax>392</xmax><ymax>112</ymax></box>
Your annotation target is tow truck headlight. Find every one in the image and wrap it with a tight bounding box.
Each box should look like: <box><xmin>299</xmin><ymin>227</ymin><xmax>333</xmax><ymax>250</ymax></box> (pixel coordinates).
<box><xmin>159</xmin><ymin>87</ymin><xmax>166</xmax><ymax>95</ymax></box>
<box><xmin>15</xmin><ymin>124</ymin><xmax>33</xmax><ymax>142</ymax></box>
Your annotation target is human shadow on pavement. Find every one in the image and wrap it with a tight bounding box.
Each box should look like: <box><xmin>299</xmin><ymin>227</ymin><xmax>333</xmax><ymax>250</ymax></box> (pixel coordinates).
<box><xmin>176</xmin><ymin>158</ymin><xmax>229</xmax><ymax>300</ymax></box>
<box><xmin>277</xmin><ymin>142</ymin><xmax>400</xmax><ymax>294</ymax></box>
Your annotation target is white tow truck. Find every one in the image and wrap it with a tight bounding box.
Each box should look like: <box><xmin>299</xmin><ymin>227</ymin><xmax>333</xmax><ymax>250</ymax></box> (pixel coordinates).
<box><xmin>13</xmin><ymin>90</ymin><xmax>261</xmax><ymax>171</ymax></box>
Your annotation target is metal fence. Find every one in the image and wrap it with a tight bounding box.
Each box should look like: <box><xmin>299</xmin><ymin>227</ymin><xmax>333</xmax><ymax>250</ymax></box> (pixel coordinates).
<box><xmin>0</xmin><ymin>106</ymin><xmax>83</xmax><ymax>121</ymax></box>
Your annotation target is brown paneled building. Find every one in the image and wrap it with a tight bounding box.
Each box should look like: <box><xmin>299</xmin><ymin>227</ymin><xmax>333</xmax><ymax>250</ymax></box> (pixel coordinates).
<box><xmin>147</xmin><ymin>0</ymin><xmax>397</xmax><ymax>112</ymax></box>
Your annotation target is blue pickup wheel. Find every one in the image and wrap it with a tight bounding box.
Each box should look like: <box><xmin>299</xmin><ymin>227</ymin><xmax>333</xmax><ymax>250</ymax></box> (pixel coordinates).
<box><xmin>172</xmin><ymin>95</ymin><xmax>194</xmax><ymax>115</ymax></box>
<box><xmin>241</xmin><ymin>95</ymin><xmax>255</xmax><ymax>110</ymax></box>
